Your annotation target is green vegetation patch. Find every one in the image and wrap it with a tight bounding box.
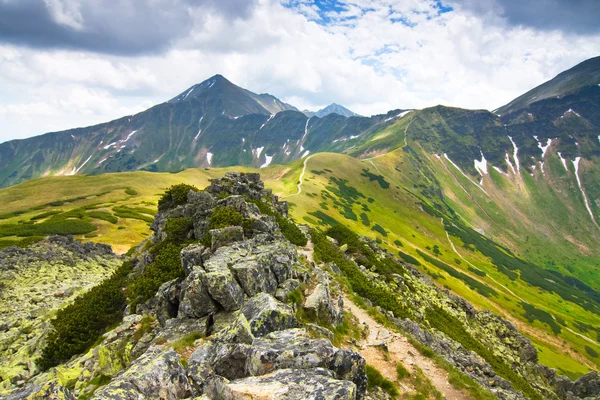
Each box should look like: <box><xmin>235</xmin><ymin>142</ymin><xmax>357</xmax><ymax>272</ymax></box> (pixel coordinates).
<box><xmin>0</xmin><ymin>219</ymin><xmax>97</xmax><ymax>237</ymax></box>
<box><xmin>397</xmin><ymin>250</ymin><xmax>421</xmax><ymax>266</ymax></box>
<box><xmin>248</xmin><ymin>200</ymin><xmax>307</xmax><ymax>246</ymax></box>
<box><xmin>417</xmin><ymin>250</ymin><xmax>497</xmax><ymax>298</ymax></box>
<box><xmin>112</xmin><ymin>206</ymin><xmax>154</xmax><ymax>223</ymax></box>
<box><xmin>158</xmin><ymin>184</ymin><xmax>199</xmax><ymax>211</ymax></box>
<box><xmin>521</xmin><ymin>302</ymin><xmax>561</xmax><ymax>334</ymax></box>
<box><xmin>308</xmin><ymin>210</ymin><xmax>340</xmax><ymax>227</ymax></box>
<box><xmin>371</xmin><ymin>224</ymin><xmax>387</xmax><ymax>237</ymax></box>
<box><xmin>87</xmin><ymin>211</ymin><xmax>118</xmax><ymax>224</ymax></box>
<box><xmin>360</xmin><ymin>212</ymin><xmax>370</xmax><ymax>227</ymax></box>
<box><xmin>361</xmin><ymin>169</ymin><xmax>390</xmax><ymax>189</ymax></box>
<box><xmin>366</xmin><ymin>365</ymin><xmax>399</xmax><ymax>397</ymax></box>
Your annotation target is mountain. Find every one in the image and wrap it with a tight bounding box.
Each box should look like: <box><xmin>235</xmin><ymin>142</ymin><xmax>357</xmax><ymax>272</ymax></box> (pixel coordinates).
<box><xmin>496</xmin><ymin>56</ymin><xmax>600</xmax><ymax>115</ymax></box>
<box><xmin>0</xmin><ymin>76</ymin><xmax>381</xmax><ymax>188</ymax></box>
<box><xmin>315</xmin><ymin>103</ymin><xmax>360</xmax><ymax>118</ymax></box>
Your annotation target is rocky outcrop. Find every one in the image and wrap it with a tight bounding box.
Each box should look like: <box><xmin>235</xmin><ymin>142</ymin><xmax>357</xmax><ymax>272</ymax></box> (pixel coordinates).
<box><xmin>88</xmin><ymin>172</ymin><xmax>366</xmax><ymax>399</ymax></box>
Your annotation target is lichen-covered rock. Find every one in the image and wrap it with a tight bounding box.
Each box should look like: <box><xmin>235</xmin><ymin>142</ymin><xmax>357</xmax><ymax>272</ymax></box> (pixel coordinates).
<box><xmin>212</xmin><ymin>368</ymin><xmax>357</xmax><ymax>400</ymax></box>
<box><xmin>180</xmin><ymin>244</ymin><xmax>208</xmax><ymax>276</ymax></box>
<box><xmin>178</xmin><ymin>271</ymin><xmax>218</xmax><ymax>318</ymax></box>
<box><xmin>232</xmin><ymin>259</ymin><xmax>278</xmax><ymax>297</ymax></box>
<box><xmin>186</xmin><ymin>343</ymin><xmax>251</xmax><ymax>395</ymax></box>
<box><xmin>210</xmin><ymin>226</ymin><xmax>245</xmax><ymax>250</ymax></box>
<box><xmin>212</xmin><ymin>313</ymin><xmax>254</xmax><ymax>345</ymax></box>
<box><xmin>92</xmin><ymin>347</ymin><xmax>191</xmax><ymax>399</ymax></box>
<box><xmin>136</xmin><ymin>278</ymin><xmax>181</xmax><ymax>325</ymax></box>
<box><xmin>94</xmin><ymin>315</ymin><xmax>144</xmax><ymax>377</ymax></box>
<box><xmin>304</xmin><ymin>282</ymin><xmax>343</xmax><ymax>326</ymax></box>
<box><xmin>201</xmin><ymin>270</ymin><xmax>245</xmax><ymax>311</ymax></box>
<box><xmin>21</xmin><ymin>381</ymin><xmax>76</xmax><ymax>400</ymax></box>
<box><xmin>154</xmin><ymin>317</ymin><xmax>209</xmax><ymax>342</ymax></box>
<box><xmin>246</xmin><ymin>329</ymin><xmax>338</xmax><ymax>376</ymax></box>
<box><xmin>241</xmin><ymin>293</ymin><xmax>298</xmax><ymax>337</ymax></box>
<box><xmin>275</xmin><ymin>278</ymin><xmax>301</xmax><ymax>302</ymax></box>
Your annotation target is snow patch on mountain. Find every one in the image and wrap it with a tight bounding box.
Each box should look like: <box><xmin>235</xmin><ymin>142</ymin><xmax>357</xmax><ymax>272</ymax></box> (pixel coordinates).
<box><xmin>573</xmin><ymin>157</ymin><xmax>598</xmax><ymax>227</ymax></box>
<box><xmin>474</xmin><ymin>151</ymin><xmax>488</xmax><ymax>176</ymax></box>
<box><xmin>207</xmin><ymin>152</ymin><xmax>213</xmax><ymax>166</ymax></box>
<box><xmin>508</xmin><ymin>136</ymin><xmax>520</xmax><ymax>173</ymax></box>
<box><xmin>260</xmin><ymin>154</ymin><xmax>273</xmax><ymax>168</ymax></box>
<box><xmin>557</xmin><ymin>152</ymin><xmax>569</xmax><ymax>171</ymax></box>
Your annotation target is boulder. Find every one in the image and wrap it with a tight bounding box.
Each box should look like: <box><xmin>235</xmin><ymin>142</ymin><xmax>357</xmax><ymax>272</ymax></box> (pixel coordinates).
<box><xmin>303</xmin><ymin>282</ymin><xmax>343</xmax><ymax>326</ymax></box>
<box><xmin>154</xmin><ymin>317</ymin><xmax>210</xmax><ymax>342</ymax></box>
<box><xmin>246</xmin><ymin>329</ymin><xmax>337</xmax><ymax>376</ymax></box>
<box><xmin>187</xmin><ymin>343</ymin><xmax>251</xmax><ymax>395</ymax></box>
<box><xmin>201</xmin><ymin>270</ymin><xmax>245</xmax><ymax>311</ymax></box>
<box><xmin>178</xmin><ymin>271</ymin><xmax>219</xmax><ymax>318</ymax></box>
<box><xmin>212</xmin><ymin>368</ymin><xmax>357</xmax><ymax>400</ymax></box>
<box><xmin>232</xmin><ymin>260</ymin><xmax>278</xmax><ymax>297</ymax></box>
<box><xmin>241</xmin><ymin>293</ymin><xmax>298</xmax><ymax>337</ymax></box>
<box><xmin>275</xmin><ymin>278</ymin><xmax>301</xmax><ymax>302</ymax></box>
<box><xmin>212</xmin><ymin>313</ymin><xmax>254</xmax><ymax>345</ymax></box>
<box><xmin>210</xmin><ymin>226</ymin><xmax>245</xmax><ymax>250</ymax></box>
<box><xmin>137</xmin><ymin>278</ymin><xmax>181</xmax><ymax>325</ymax></box>
<box><xmin>92</xmin><ymin>347</ymin><xmax>191</xmax><ymax>399</ymax></box>
<box><xmin>180</xmin><ymin>244</ymin><xmax>208</xmax><ymax>276</ymax></box>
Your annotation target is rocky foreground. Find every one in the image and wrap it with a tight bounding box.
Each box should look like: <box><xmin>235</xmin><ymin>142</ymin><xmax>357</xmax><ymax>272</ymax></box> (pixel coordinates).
<box><xmin>2</xmin><ymin>172</ymin><xmax>600</xmax><ymax>400</ymax></box>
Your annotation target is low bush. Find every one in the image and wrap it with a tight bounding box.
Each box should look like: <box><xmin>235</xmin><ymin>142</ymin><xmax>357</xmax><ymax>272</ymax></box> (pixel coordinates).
<box><xmin>250</xmin><ymin>200</ymin><xmax>307</xmax><ymax>246</ymax></box>
<box><xmin>158</xmin><ymin>184</ymin><xmax>199</xmax><ymax>211</ymax></box>
<box><xmin>88</xmin><ymin>211</ymin><xmax>118</xmax><ymax>224</ymax></box>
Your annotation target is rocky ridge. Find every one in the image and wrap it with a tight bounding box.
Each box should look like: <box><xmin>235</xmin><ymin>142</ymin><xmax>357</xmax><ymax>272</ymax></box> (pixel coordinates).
<box><xmin>6</xmin><ymin>172</ymin><xmax>368</xmax><ymax>399</ymax></box>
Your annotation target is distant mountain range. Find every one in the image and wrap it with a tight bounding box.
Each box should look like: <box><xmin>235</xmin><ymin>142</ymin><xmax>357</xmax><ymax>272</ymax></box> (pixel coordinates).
<box><xmin>0</xmin><ymin>57</ymin><xmax>599</xmax><ymax>188</ymax></box>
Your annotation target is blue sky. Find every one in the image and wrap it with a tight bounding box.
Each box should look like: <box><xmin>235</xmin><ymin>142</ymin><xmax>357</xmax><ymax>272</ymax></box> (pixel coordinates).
<box><xmin>0</xmin><ymin>0</ymin><xmax>599</xmax><ymax>142</ymax></box>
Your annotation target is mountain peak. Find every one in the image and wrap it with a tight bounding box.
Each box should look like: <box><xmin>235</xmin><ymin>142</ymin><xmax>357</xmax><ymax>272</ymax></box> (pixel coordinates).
<box><xmin>314</xmin><ymin>103</ymin><xmax>360</xmax><ymax>118</ymax></box>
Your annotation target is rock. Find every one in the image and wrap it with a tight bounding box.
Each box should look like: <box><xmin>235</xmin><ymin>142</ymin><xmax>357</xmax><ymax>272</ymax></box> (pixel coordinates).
<box><xmin>232</xmin><ymin>259</ymin><xmax>278</xmax><ymax>297</ymax></box>
<box><xmin>94</xmin><ymin>314</ymin><xmax>144</xmax><ymax>377</ymax></box>
<box><xmin>186</xmin><ymin>191</ymin><xmax>216</xmax><ymax>217</ymax></box>
<box><xmin>92</xmin><ymin>347</ymin><xmax>191</xmax><ymax>399</ymax></box>
<box><xmin>329</xmin><ymin>348</ymin><xmax>368</xmax><ymax>398</ymax></box>
<box><xmin>137</xmin><ymin>278</ymin><xmax>181</xmax><ymax>325</ymax></box>
<box><xmin>178</xmin><ymin>270</ymin><xmax>219</xmax><ymax>318</ymax></box>
<box><xmin>154</xmin><ymin>317</ymin><xmax>210</xmax><ymax>342</ymax></box>
<box><xmin>365</xmin><ymin>386</ymin><xmax>393</xmax><ymax>400</ymax></box>
<box><xmin>187</xmin><ymin>343</ymin><xmax>251</xmax><ymax>395</ymax></box>
<box><xmin>246</xmin><ymin>329</ymin><xmax>338</xmax><ymax>376</ymax></box>
<box><xmin>241</xmin><ymin>293</ymin><xmax>298</xmax><ymax>337</ymax></box>
<box><xmin>210</xmin><ymin>226</ymin><xmax>245</xmax><ymax>250</ymax></box>
<box><xmin>275</xmin><ymin>278</ymin><xmax>301</xmax><ymax>302</ymax></box>
<box><xmin>571</xmin><ymin>371</ymin><xmax>600</xmax><ymax>399</ymax></box>
<box><xmin>17</xmin><ymin>382</ymin><xmax>75</xmax><ymax>400</ymax></box>
<box><xmin>212</xmin><ymin>313</ymin><xmax>254</xmax><ymax>345</ymax></box>
<box><xmin>303</xmin><ymin>281</ymin><xmax>343</xmax><ymax>326</ymax></box>
<box><xmin>213</xmin><ymin>368</ymin><xmax>357</xmax><ymax>400</ymax></box>
<box><xmin>180</xmin><ymin>244</ymin><xmax>208</xmax><ymax>276</ymax></box>
<box><xmin>201</xmin><ymin>270</ymin><xmax>245</xmax><ymax>311</ymax></box>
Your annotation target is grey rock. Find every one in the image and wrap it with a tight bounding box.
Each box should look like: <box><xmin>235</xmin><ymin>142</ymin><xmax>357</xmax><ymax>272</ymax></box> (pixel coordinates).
<box><xmin>241</xmin><ymin>293</ymin><xmax>298</xmax><ymax>337</ymax></box>
<box><xmin>178</xmin><ymin>270</ymin><xmax>219</xmax><ymax>318</ymax></box>
<box><xmin>187</xmin><ymin>343</ymin><xmax>251</xmax><ymax>395</ymax></box>
<box><xmin>304</xmin><ymin>282</ymin><xmax>343</xmax><ymax>326</ymax></box>
<box><xmin>232</xmin><ymin>259</ymin><xmax>278</xmax><ymax>297</ymax></box>
<box><xmin>217</xmin><ymin>368</ymin><xmax>357</xmax><ymax>400</ymax></box>
<box><xmin>246</xmin><ymin>329</ymin><xmax>338</xmax><ymax>376</ymax></box>
<box><xmin>201</xmin><ymin>270</ymin><xmax>245</xmax><ymax>311</ymax></box>
<box><xmin>155</xmin><ymin>317</ymin><xmax>209</xmax><ymax>342</ymax></box>
<box><xmin>92</xmin><ymin>347</ymin><xmax>191</xmax><ymax>399</ymax></box>
<box><xmin>211</xmin><ymin>313</ymin><xmax>254</xmax><ymax>345</ymax></box>
<box><xmin>210</xmin><ymin>226</ymin><xmax>245</xmax><ymax>250</ymax></box>
<box><xmin>180</xmin><ymin>244</ymin><xmax>208</xmax><ymax>276</ymax></box>
<box><xmin>275</xmin><ymin>278</ymin><xmax>301</xmax><ymax>302</ymax></box>
<box><xmin>137</xmin><ymin>278</ymin><xmax>181</xmax><ymax>325</ymax></box>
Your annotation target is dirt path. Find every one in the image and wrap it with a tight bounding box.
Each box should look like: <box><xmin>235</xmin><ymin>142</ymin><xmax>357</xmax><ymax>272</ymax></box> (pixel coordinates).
<box><xmin>343</xmin><ymin>297</ymin><xmax>471</xmax><ymax>400</ymax></box>
<box><xmin>284</xmin><ymin>154</ymin><xmax>314</xmax><ymax>198</ymax></box>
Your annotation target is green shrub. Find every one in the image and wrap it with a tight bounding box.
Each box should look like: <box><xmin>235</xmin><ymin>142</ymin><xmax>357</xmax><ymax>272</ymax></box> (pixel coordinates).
<box><xmin>0</xmin><ymin>220</ymin><xmax>97</xmax><ymax>237</ymax></box>
<box><xmin>372</xmin><ymin>224</ymin><xmax>387</xmax><ymax>237</ymax></box>
<box><xmin>366</xmin><ymin>365</ymin><xmax>399</xmax><ymax>397</ymax></box>
<box><xmin>585</xmin><ymin>346</ymin><xmax>599</xmax><ymax>358</ymax></box>
<box><xmin>38</xmin><ymin>261</ymin><xmax>133</xmax><ymax>370</ymax></box>
<box><xmin>112</xmin><ymin>206</ymin><xmax>153</xmax><ymax>223</ymax></box>
<box><xmin>128</xmin><ymin>243</ymin><xmax>186</xmax><ymax>310</ymax></box>
<box><xmin>360</xmin><ymin>212</ymin><xmax>370</xmax><ymax>226</ymax></box>
<box><xmin>125</xmin><ymin>188</ymin><xmax>138</xmax><ymax>196</ymax></box>
<box><xmin>88</xmin><ymin>211</ymin><xmax>118</xmax><ymax>224</ymax></box>
<box><xmin>164</xmin><ymin>217</ymin><xmax>194</xmax><ymax>244</ymax></box>
<box><xmin>158</xmin><ymin>184</ymin><xmax>199</xmax><ymax>211</ymax></box>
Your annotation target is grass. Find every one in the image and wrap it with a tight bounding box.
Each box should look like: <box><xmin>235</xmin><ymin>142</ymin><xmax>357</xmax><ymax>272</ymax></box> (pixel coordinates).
<box><xmin>366</xmin><ymin>365</ymin><xmax>399</xmax><ymax>397</ymax></box>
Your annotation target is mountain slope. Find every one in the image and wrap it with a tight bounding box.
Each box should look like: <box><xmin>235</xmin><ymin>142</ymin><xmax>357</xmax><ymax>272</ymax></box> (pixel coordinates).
<box><xmin>497</xmin><ymin>56</ymin><xmax>600</xmax><ymax>115</ymax></box>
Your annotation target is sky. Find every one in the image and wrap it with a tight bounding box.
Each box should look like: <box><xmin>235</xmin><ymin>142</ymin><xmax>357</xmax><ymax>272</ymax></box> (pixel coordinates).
<box><xmin>0</xmin><ymin>0</ymin><xmax>599</xmax><ymax>143</ymax></box>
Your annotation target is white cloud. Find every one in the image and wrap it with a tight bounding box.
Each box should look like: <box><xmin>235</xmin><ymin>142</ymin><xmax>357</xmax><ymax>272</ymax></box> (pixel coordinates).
<box><xmin>1</xmin><ymin>0</ymin><xmax>599</xmax><ymax>142</ymax></box>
